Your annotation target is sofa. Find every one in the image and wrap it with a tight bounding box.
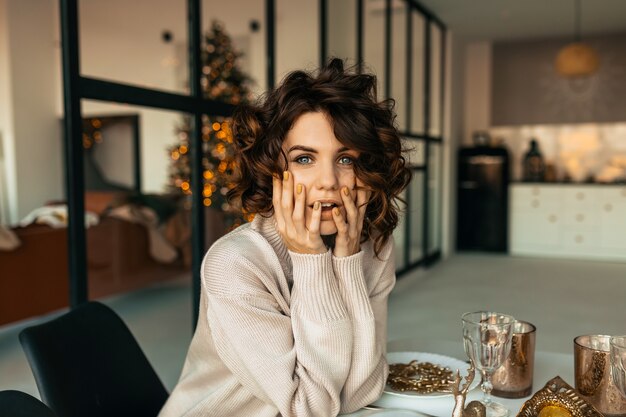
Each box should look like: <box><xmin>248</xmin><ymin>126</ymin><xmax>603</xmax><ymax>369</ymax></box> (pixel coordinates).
<box><xmin>0</xmin><ymin>213</ymin><xmax>187</xmax><ymax>327</ymax></box>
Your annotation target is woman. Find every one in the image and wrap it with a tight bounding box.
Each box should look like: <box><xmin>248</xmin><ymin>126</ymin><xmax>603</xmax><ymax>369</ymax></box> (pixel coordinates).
<box><xmin>159</xmin><ymin>58</ymin><xmax>411</xmax><ymax>417</ymax></box>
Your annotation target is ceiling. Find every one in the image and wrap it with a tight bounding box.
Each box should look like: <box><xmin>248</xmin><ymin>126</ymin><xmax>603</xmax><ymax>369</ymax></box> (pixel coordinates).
<box><xmin>415</xmin><ymin>0</ymin><xmax>626</xmax><ymax>41</ymax></box>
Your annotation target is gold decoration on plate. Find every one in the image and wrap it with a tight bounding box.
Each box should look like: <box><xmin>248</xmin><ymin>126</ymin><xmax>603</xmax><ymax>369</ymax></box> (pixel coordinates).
<box><xmin>517</xmin><ymin>376</ymin><xmax>603</xmax><ymax>417</ymax></box>
<box><xmin>537</xmin><ymin>405</ymin><xmax>573</xmax><ymax>417</ymax></box>
<box><xmin>387</xmin><ymin>360</ymin><xmax>455</xmax><ymax>394</ymax></box>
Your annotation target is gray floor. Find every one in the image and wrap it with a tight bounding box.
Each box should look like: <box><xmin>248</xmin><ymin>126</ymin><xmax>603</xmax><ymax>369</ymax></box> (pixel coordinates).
<box><xmin>2</xmin><ymin>253</ymin><xmax>625</xmax><ymax>398</ymax></box>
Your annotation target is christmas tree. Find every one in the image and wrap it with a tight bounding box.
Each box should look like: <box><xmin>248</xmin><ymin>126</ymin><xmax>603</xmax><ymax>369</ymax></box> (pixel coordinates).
<box><xmin>167</xmin><ymin>21</ymin><xmax>255</xmax><ymax>230</ymax></box>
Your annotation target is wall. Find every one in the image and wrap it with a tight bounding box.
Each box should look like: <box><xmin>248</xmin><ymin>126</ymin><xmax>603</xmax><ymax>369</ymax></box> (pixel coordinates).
<box><xmin>492</xmin><ymin>32</ymin><xmax>626</xmax><ymax>126</ymax></box>
<box><xmin>0</xmin><ymin>0</ymin><xmax>15</xmax><ymax>224</ymax></box>
<box><xmin>463</xmin><ymin>41</ymin><xmax>491</xmax><ymax>145</ymax></box>
<box><xmin>0</xmin><ymin>0</ymin><xmax>63</xmax><ymax>224</ymax></box>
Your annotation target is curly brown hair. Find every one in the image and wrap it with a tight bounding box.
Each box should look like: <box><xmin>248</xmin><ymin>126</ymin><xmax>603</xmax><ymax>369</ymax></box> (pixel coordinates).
<box><xmin>228</xmin><ymin>58</ymin><xmax>412</xmax><ymax>256</ymax></box>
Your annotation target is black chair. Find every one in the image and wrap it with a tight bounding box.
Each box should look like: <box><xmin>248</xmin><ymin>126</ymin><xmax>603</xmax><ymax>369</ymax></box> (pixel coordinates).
<box><xmin>19</xmin><ymin>302</ymin><xmax>168</xmax><ymax>417</ymax></box>
<box><xmin>0</xmin><ymin>390</ymin><xmax>57</xmax><ymax>417</ymax></box>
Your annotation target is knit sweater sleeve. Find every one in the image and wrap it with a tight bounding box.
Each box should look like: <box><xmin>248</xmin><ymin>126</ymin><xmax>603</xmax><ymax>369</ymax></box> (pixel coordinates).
<box><xmin>202</xmin><ymin>236</ymin><xmax>353</xmax><ymax>417</ymax></box>
<box><xmin>331</xmin><ymin>239</ymin><xmax>396</xmax><ymax>413</ymax></box>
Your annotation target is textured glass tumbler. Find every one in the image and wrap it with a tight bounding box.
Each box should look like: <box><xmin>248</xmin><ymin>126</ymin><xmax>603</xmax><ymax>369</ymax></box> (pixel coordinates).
<box><xmin>574</xmin><ymin>335</ymin><xmax>626</xmax><ymax>417</ymax></box>
<box><xmin>610</xmin><ymin>336</ymin><xmax>626</xmax><ymax>399</ymax></box>
<box><xmin>462</xmin><ymin>311</ymin><xmax>515</xmax><ymax>417</ymax></box>
<box><xmin>491</xmin><ymin>321</ymin><xmax>536</xmax><ymax>398</ymax></box>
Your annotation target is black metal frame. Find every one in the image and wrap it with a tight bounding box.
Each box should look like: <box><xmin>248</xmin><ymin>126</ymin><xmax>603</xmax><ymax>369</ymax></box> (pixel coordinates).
<box><xmin>59</xmin><ymin>0</ymin><xmax>276</xmax><ymax>327</ymax></box>
<box><xmin>59</xmin><ymin>0</ymin><xmax>440</xmax><ymax>325</ymax></box>
<box><xmin>320</xmin><ymin>0</ymin><xmax>446</xmax><ymax>276</ymax></box>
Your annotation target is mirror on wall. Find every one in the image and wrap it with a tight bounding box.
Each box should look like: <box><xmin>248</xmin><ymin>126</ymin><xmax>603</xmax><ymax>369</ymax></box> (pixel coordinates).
<box><xmin>82</xmin><ymin>115</ymin><xmax>140</xmax><ymax>193</ymax></box>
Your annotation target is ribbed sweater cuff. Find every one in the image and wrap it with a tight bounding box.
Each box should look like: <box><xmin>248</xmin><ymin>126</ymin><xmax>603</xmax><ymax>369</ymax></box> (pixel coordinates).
<box><xmin>289</xmin><ymin>249</ymin><xmax>348</xmax><ymax>321</ymax></box>
<box><xmin>332</xmin><ymin>251</ymin><xmax>373</xmax><ymax>319</ymax></box>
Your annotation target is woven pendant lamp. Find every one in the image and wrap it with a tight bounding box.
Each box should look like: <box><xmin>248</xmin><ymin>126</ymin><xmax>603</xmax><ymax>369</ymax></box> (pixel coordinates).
<box><xmin>554</xmin><ymin>0</ymin><xmax>600</xmax><ymax>78</ymax></box>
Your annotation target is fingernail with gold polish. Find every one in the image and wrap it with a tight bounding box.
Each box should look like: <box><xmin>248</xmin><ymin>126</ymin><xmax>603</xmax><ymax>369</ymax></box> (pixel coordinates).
<box><xmin>296</xmin><ymin>184</ymin><xmax>302</xmax><ymax>194</ymax></box>
<box><xmin>283</xmin><ymin>171</ymin><xmax>289</xmax><ymax>181</ymax></box>
<box><xmin>314</xmin><ymin>201</ymin><xmax>320</xmax><ymax>210</ymax></box>
<box><xmin>343</xmin><ymin>187</ymin><xmax>350</xmax><ymax>196</ymax></box>
<box><xmin>333</xmin><ymin>207</ymin><xmax>340</xmax><ymax>216</ymax></box>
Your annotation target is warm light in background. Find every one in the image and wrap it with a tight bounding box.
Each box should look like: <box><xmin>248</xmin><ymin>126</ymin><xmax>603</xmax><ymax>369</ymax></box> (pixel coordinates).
<box><xmin>555</xmin><ymin>43</ymin><xmax>600</xmax><ymax>78</ymax></box>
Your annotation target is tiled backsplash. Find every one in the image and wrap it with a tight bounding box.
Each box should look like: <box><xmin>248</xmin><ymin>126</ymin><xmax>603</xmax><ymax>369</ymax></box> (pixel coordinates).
<box><xmin>489</xmin><ymin>123</ymin><xmax>626</xmax><ymax>183</ymax></box>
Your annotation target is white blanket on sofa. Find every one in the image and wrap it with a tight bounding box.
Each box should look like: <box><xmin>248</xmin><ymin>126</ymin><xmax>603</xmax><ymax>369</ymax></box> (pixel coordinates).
<box><xmin>19</xmin><ymin>205</ymin><xmax>100</xmax><ymax>229</ymax></box>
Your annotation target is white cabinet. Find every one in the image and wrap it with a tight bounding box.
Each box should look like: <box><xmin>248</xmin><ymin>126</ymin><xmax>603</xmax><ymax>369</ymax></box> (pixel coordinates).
<box><xmin>510</xmin><ymin>184</ymin><xmax>626</xmax><ymax>261</ymax></box>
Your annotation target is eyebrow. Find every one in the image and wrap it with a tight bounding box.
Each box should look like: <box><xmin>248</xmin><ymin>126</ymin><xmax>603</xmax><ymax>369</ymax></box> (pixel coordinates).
<box><xmin>287</xmin><ymin>145</ymin><xmax>351</xmax><ymax>153</ymax></box>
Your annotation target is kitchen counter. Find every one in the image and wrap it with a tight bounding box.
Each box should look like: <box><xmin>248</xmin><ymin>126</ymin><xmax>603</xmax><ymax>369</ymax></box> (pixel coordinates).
<box><xmin>509</xmin><ymin>183</ymin><xmax>626</xmax><ymax>262</ymax></box>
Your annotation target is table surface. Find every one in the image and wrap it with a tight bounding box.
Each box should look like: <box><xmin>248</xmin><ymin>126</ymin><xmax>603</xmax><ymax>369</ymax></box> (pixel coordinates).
<box><xmin>343</xmin><ymin>339</ymin><xmax>574</xmax><ymax>417</ymax></box>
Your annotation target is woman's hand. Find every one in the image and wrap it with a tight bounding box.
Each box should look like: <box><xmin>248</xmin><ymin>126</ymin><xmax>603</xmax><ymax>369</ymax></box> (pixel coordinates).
<box><xmin>331</xmin><ymin>183</ymin><xmax>371</xmax><ymax>258</ymax></box>
<box><xmin>273</xmin><ymin>171</ymin><xmax>327</xmax><ymax>255</ymax></box>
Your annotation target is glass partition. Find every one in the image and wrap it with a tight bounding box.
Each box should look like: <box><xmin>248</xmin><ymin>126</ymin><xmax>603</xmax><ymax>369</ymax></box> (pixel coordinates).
<box><xmin>363</xmin><ymin>0</ymin><xmax>386</xmax><ymax>98</ymax></box>
<box><xmin>328</xmin><ymin>0</ymin><xmax>357</xmax><ymax>61</ymax></box>
<box><xmin>428</xmin><ymin>143</ymin><xmax>442</xmax><ymax>254</ymax></box>
<box><xmin>409</xmin><ymin>171</ymin><xmax>424</xmax><ymax>264</ymax></box>
<box><xmin>79</xmin><ymin>0</ymin><xmax>189</xmax><ymax>94</ymax></box>
<box><xmin>202</xmin><ymin>0</ymin><xmax>266</xmax><ymax>97</ymax></box>
<box><xmin>429</xmin><ymin>23</ymin><xmax>442</xmax><ymax>136</ymax></box>
<box><xmin>391</xmin><ymin>0</ymin><xmax>407</xmax><ymax>131</ymax></box>
<box><xmin>321</xmin><ymin>2</ymin><xmax>448</xmax><ymax>273</ymax></box>
<box><xmin>81</xmin><ymin>100</ymin><xmax>193</xmax><ymax>298</ymax></box>
<box><xmin>404</xmin><ymin>138</ymin><xmax>426</xmax><ymax>167</ymax></box>
<box><xmin>410</xmin><ymin>12</ymin><xmax>426</xmax><ymax>134</ymax></box>
<box><xmin>275</xmin><ymin>0</ymin><xmax>319</xmax><ymax>80</ymax></box>
<box><xmin>393</xmin><ymin>189</ymin><xmax>408</xmax><ymax>270</ymax></box>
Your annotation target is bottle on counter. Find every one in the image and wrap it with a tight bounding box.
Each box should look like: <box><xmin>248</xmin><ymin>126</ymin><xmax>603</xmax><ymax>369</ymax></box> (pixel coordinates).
<box><xmin>472</xmin><ymin>131</ymin><xmax>491</xmax><ymax>147</ymax></box>
<box><xmin>523</xmin><ymin>139</ymin><xmax>545</xmax><ymax>182</ymax></box>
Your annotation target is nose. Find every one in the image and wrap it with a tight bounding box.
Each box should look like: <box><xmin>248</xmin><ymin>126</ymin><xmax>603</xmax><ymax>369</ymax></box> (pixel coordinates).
<box><xmin>314</xmin><ymin>162</ymin><xmax>339</xmax><ymax>191</ymax></box>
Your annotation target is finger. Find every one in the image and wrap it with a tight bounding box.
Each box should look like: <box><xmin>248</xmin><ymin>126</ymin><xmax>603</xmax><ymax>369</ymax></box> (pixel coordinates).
<box><xmin>357</xmin><ymin>188</ymin><xmax>371</xmax><ymax>225</ymax></box>
<box><xmin>309</xmin><ymin>201</ymin><xmax>322</xmax><ymax>238</ymax></box>
<box><xmin>293</xmin><ymin>183</ymin><xmax>306</xmax><ymax>235</ymax></box>
<box><xmin>340</xmin><ymin>186</ymin><xmax>358</xmax><ymax>234</ymax></box>
<box><xmin>281</xmin><ymin>171</ymin><xmax>296</xmax><ymax>233</ymax></box>
<box><xmin>332</xmin><ymin>206</ymin><xmax>349</xmax><ymax>236</ymax></box>
<box><xmin>272</xmin><ymin>175</ymin><xmax>286</xmax><ymax>232</ymax></box>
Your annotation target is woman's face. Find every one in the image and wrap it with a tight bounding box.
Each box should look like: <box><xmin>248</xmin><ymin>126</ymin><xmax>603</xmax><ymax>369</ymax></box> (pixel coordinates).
<box><xmin>281</xmin><ymin>111</ymin><xmax>359</xmax><ymax>236</ymax></box>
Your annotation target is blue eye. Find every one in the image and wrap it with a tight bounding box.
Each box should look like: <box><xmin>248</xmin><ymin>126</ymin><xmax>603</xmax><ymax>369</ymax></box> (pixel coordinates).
<box><xmin>338</xmin><ymin>156</ymin><xmax>354</xmax><ymax>165</ymax></box>
<box><xmin>295</xmin><ymin>155</ymin><xmax>312</xmax><ymax>164</ymax></box>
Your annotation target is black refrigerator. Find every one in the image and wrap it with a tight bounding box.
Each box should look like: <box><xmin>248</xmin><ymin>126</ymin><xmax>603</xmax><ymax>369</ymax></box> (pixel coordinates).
<box><xmin>456</xmin><ymin>146</ymin><xmax>509</xmax><ymax>252</ymax></box>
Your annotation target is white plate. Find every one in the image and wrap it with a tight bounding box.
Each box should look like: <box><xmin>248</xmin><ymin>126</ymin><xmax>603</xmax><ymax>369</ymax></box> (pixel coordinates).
<box><xmin>384</xmin><ymin>352</ymin><xmax>478</xmax><ymax>398</ymax></box>
<box><xmin>370</xmin><ymin>351</ymin><xmax>479</xmax><ymax>417</ymax></box>
<box><xmin>360</xmin><ymin>410</ymin><xmax>429</xmax><ymax>417</ymax></box>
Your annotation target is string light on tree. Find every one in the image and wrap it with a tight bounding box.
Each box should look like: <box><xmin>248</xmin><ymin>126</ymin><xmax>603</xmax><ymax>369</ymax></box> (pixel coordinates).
<box><xmin>166</xmin><ymin>21</ymin><xmax>255</xmax><ymax>229</ymax></box>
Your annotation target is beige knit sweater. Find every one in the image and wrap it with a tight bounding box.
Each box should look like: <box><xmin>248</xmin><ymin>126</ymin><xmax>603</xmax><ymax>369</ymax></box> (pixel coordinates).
<box><xmin>158</xmin><ymin>214</ymin><xmax>396</xmax><ymax>417</ymax></box>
